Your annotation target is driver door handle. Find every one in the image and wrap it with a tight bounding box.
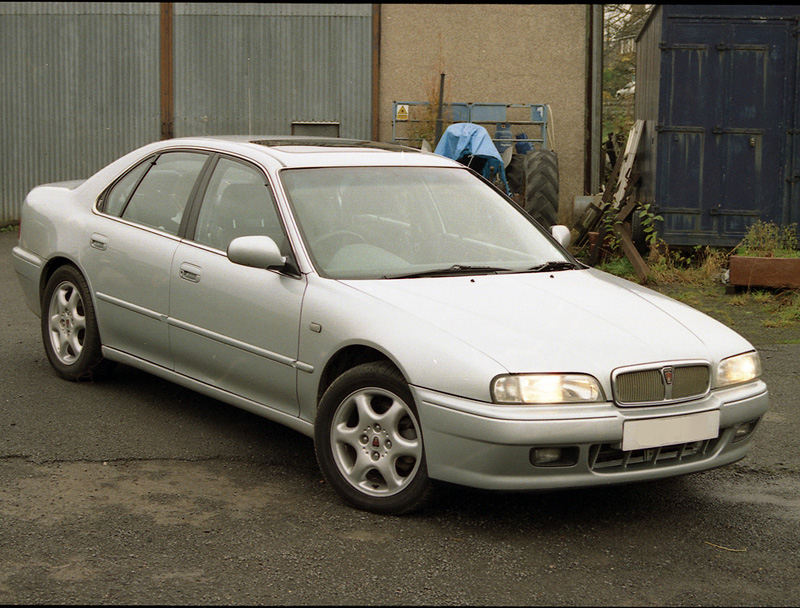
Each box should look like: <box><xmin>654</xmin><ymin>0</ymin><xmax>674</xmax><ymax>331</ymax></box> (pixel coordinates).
<box><xmin>179</xmin><ymin>262</ymin><xmax>201</xmax><ymax>283</ymax></box>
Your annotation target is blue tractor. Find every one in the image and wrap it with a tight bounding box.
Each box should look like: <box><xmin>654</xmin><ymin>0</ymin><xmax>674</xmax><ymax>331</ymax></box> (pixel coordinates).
<box><xmin>392</xmin><ymin>102</ymin><xmax>560</xmax><ymax>229</ymax></box>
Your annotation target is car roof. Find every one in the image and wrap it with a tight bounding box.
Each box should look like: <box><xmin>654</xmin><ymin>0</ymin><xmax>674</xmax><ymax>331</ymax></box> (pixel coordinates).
<box><xmin>161</xmin><ymin>135</ymin><xmax>459</xmax><ymax>169</ymax></box>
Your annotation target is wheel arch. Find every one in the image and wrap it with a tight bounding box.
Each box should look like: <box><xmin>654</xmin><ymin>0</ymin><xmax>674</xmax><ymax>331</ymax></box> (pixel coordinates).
<box><xmin>316</xmin><ymin>344</ymin><xmax>403</xmax><ymax>405</ymax></box>
<box><xmin>39</xmin><ymin>256</ymin><xmax>84</xmax><ymax>307</ymax></box>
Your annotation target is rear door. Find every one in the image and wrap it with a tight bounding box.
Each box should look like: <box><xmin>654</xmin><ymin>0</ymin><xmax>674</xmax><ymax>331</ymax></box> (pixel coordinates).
<box><xmin>85</xmin><ymin>150</ymin><xmax>211</xmax><ymax>368</ymax></box>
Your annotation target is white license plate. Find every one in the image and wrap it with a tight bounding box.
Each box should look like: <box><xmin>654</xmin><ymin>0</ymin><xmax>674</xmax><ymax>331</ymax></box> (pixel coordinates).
<box><xmin>622</xmin><ymin>410</ymin><xmax>720</xmax><ymax>451</ymax></box>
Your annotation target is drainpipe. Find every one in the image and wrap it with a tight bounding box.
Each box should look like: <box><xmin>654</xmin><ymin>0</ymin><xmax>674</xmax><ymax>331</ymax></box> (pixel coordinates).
<box><xmin>160</xmin><ymin>2</ymin><xmax>174</xmax><ymax>140</ymax></box>
<box><xmin>587</xmin><ymin>4</ymin><xmax>603</xmax><ymax>194</ymax></box>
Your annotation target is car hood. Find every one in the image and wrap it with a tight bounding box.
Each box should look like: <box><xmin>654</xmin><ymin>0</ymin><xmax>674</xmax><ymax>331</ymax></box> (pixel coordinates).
<box><xmin>342</xmin><ymin>268</ymin><xmax>754</xmax><ymax>375</ymax></box>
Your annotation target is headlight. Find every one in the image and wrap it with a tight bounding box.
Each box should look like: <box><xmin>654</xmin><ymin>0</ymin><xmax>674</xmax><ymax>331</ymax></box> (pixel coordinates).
<box><xmin>715</xmin><ymin>351</ymin><xmax>761</xmax><ymax>388</ymax></box>
<box><xmin>492</xmin><ymin>374</ymin><xmax>605</xmax><ymax>404</ymax></box>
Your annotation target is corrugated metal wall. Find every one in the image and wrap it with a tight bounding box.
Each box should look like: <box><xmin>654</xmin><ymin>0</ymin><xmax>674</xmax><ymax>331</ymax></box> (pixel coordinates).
<box><xmin>633</xmin><ymin>6</ymin><xmax>663</xmax><ymax>207</ymax></box>
<box><xmin>0</xmin><ymin>2</ymin><xmax>160</xmax><ymax>224</ymax></box>
<box><xmin>0</xmin><ymin>3</ymin><xmax>374</xmax><ymax>224</ymax></box>
<box><xmin>173</xmin><ymin>3</ymin><xmax>373</xmax><ymax>138</ymax></box>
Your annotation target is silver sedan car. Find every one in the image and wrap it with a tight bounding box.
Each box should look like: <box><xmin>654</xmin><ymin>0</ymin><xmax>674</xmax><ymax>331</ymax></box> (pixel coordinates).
<box><xmin>12</xmin><ymin>136</ymin><xmax>768</xmax><ymax>514</ymax></box>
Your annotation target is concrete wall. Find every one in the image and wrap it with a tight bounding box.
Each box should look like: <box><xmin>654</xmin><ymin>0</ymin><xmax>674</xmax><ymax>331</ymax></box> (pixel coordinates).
<box><xmin>377</xmin><ymin>4</ymin><xmax>589</xmax><ymax>222</ymax></box>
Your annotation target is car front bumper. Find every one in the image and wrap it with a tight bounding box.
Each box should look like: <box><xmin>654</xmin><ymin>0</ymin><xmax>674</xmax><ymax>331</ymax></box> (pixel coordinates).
<box><xmin>412</xmin><ymin>380</ymin><xmax>768</xmax><ymax>490</ymax></box>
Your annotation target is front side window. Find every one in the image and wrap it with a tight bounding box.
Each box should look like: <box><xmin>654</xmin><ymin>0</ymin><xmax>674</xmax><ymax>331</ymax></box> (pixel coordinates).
<box><xmin>121</xmin><ymin>152</ymin><xmax>208</xmax><ymax>235</ymax></box>
<box><xmin>193</xmin><ymin>157</ymin><xmax>286</xmax><ymax>254</ymax></box>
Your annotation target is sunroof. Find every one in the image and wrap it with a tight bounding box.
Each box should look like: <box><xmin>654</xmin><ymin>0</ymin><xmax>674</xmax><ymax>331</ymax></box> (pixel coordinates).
<box><xmin>250</xmin><ymin>138</ymin><xmax>419</xmax><ymax>152</ymax></box>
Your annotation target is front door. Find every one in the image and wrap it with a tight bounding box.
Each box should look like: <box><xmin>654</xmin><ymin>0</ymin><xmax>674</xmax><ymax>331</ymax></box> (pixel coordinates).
<box><xmin>168</xmin><ymin>156</ymin><xmax>305</xmax><ymax>415</ymax></box>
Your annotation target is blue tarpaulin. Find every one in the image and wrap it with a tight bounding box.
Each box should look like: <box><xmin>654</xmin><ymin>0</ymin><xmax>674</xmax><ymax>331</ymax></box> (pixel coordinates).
<box><xmin>434</xmin><ymin>123</ymin><xmax>509</xmax><ymax>194</ymax></box>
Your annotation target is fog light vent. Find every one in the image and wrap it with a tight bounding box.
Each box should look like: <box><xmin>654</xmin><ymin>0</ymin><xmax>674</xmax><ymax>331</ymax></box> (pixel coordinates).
<box><xmin>733</xmin><ymin>418</ymin><xmax>759</xmax><ymax>443</ymax></box>
<box><xmin>530</xmin><ymin>446</ymin><xmax>579</xmax><ymax>467</ymax></box>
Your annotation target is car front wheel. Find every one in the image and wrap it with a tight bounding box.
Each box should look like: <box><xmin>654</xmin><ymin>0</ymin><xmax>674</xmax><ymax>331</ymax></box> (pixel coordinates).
<box><xmin>315</xmin><ymin>361</ymin><xmax>433</xmax><ymax>514</ymax></box>
<box><xmin>41</xmin><ymin>265</ymin><xmax>112</xmax><ymax>381</ymax></box>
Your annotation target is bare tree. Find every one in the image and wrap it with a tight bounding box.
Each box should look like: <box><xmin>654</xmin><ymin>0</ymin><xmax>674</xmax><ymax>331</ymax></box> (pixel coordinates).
<box><xmin>603</xmin><ymin>4</ymin><xmax>652</xmax><ymax>159</ymax></box>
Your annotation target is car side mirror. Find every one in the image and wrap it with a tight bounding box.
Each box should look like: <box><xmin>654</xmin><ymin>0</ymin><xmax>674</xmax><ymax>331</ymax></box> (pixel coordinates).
<box><xmin>227</xmin><ymin>235</ymin><xmax>286</xmax><ymax>270</ymax></box>
<box><xmin>551</xmin><ymin>225</ymin><xmax>571</xmax><ymax>249</ymax></box>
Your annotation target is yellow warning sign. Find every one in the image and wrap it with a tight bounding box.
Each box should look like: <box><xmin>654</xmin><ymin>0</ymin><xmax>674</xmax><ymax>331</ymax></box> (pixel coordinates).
<box><xmin>396</xmin><ymin>104</ymin><xmax>409</xmax><ymax>121</ymax></box>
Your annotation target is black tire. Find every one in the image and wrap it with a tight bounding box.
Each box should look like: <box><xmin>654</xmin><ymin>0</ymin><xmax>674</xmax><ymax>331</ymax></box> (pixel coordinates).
<box><xmin>41</xmin><ymin>265</ymin><xmax>113</xmax><ymax>381</ymax></box>
<box><xmin>630</xmin><ymin>208</ymin><xmax>649</xmax><ymax>256</ymax></box>
<box><xmin>314</xmin><ymin>361</ymin><xmax>434</xmax><ymax>515</ymax></box>
<box><xmin>523</xmin><ymin>149</ymin><xmax>559</xmax><ymax>229</ymax></box>
<box><xmin>506</xmin><ymin>153</ymin><xmax>525</xmax><ymax>195</ymax></box>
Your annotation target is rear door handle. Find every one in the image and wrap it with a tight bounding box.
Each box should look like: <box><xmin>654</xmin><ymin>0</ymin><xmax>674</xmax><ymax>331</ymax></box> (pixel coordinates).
<box><xmin>90</xmin><ymin>233</ymin><xmax>108</xmax><ymax>251</ymax></box>
<box><xmin>179</xmin><ymin>262</ymin><xmax>201</xmax><ymax>283</ymax></box>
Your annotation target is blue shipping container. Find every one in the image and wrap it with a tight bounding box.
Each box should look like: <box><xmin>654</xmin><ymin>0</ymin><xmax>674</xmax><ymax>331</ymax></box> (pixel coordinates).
<box><xmin>634</xmin><ymin>5</ymin><xmax>800</xmax><ymax>247</ymax></box>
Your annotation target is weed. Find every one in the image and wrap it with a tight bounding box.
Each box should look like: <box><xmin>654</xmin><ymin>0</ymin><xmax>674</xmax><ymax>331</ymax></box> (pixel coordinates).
<box><xmin>595</xmin><ymin>238</ymin><xmax>800</xmax><ymax>330</ymax></box>
<box><xmin>598</xmin><ymin>202</ymin><xmax>663</xmax><ymax>256</ymax></box>
<box><xmin>645</xmin><ymin>241</ymin><xmax>728</xmax><ymax>285</ymax></box>
<box><xmin>736</xmin><ymin>221</ymin><xmax>799</xmax><ymax>258</ymax></box>
<box><xmin>595</xmin><ymin>256</ymin><xmax>637</xmax><ymax>280</ymax></box>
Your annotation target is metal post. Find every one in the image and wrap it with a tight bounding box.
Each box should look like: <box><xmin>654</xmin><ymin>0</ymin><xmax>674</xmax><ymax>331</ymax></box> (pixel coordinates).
<box><xmin>589</xmin><ymin>4</ymin><xmax>603</xmax><ymax>194</ymax></box>
<box><xmin>160</xmin><ymin>2</ymin><xmax>174</xmax><ymax>140</ymax></box>
<box><xmin>434</xmin><ymin>73</ymin><xmax>445</xmax><ymax>147</ymax></box>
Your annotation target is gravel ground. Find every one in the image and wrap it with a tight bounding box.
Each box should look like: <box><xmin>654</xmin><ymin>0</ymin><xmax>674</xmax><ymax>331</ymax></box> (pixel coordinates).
<box><xmin>2</xmin><ymin>230</ymin><xmax>798</xmax><ymax>606</ymax></box>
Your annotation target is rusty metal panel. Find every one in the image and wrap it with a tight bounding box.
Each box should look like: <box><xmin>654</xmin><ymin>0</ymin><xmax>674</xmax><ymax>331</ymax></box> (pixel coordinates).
<box><xmin>0</xmin><ymin>2</ymin><xmax>160</xmax><ymax>224</ymax></box>
<box><xmin>172</xmin><ymin>3</ymin><xmax>373</xmax><ymax>139</ymax></box>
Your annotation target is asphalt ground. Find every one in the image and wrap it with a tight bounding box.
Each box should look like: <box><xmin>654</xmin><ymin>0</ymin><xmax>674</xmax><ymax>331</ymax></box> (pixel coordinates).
<box><xmin>1</xmin><ymin>229</ymin><xmax>799</xmax><ymax>606</ymax></box>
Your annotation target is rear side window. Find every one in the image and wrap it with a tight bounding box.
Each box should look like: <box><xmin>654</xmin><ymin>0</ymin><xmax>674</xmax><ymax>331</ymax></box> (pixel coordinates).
<box><xmin>103</xmin><ymin>160</ymin><xmax>150</xmax><ymax>217</ymax></box>
<box><xmin>120</xmin><ymin>152</ymin><xmax>208</xmax><ymax>235</ymax></box>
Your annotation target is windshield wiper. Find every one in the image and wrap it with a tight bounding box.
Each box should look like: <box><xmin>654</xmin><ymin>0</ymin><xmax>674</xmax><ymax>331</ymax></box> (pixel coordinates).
<box><xmin>523</xmin><ymin>260</ymin><xmax>581</xmax><ymax>273</ymax></box>
<box><xmin>385</xmin><ymin>264</ymin><xmax>511</xmax><ymax>279</ymax></box>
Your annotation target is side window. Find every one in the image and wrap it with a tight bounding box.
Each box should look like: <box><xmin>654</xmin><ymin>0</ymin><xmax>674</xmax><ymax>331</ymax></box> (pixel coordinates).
<box><xmin>121</xmin><ymin>152</ymin><xmax>208</xmax><ymax>235</ymax></box>
<box><xmin>102</xmin><ymin>159</ymin><xmax>151</xmax><ymax>217</ymax></box>
<box><xmin>193</xmin><ymin>157</ymin><xmax>287</xmax><ymax>253</ymax></box>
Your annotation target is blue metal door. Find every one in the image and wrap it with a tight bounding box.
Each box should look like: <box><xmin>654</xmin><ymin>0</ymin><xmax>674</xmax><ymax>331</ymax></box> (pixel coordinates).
<box><xmin>657</xmin><ymin>15</ymin><xmax>795</xmax><ymax>246</ymax></box>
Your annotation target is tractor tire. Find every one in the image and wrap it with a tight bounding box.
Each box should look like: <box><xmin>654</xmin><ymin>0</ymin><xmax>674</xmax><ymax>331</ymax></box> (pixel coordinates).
<box><xmin>505</xmin><ymin>153</ymin><xmax>525</xmax><ymax>196</ymax></box>
<box><xmin>523</xmin><ymin>149</ymin><xmax>559</xmax><ymax>229</ymax></box>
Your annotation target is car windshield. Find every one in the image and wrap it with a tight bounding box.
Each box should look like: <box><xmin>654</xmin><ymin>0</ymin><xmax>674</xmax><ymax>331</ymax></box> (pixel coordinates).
<box><xmin>281</xmin><ymin>166</ymin><xmax>574</xmax><ymax>280</ymax></box>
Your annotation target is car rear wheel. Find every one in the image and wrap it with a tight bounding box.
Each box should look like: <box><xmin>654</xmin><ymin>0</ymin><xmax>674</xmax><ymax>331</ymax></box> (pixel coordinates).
<box><xmin>42</xmin><ymin>265</ymin><xmax>112</xmax><ymax>381</ymax></box>
<box><xmin>314</xmin><ymin>361</ymin><xmax>433</xmax><ymax>514</ymax></box>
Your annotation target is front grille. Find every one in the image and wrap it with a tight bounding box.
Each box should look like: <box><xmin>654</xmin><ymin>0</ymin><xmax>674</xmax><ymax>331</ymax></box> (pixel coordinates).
<box><xmin>613</xmin><ymin>363</ymin><xmax>710</xmax><ymax>406</ymax></box>
<box><xmin>589</xmin><ymin>438</ymin><xmax>720</xmax><ymax>472</ymax></box>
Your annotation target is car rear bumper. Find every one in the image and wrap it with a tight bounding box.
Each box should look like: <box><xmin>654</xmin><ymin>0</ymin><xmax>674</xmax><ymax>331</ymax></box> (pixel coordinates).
<box><xmin>412</xmin><ymin>381</ymin><xmax>768</xmax><ymax>490</ymax></box>
<box><xmin>12</xmin><ymin>245</ymin><xmax>44</xmax><ymax>316</ymax></box>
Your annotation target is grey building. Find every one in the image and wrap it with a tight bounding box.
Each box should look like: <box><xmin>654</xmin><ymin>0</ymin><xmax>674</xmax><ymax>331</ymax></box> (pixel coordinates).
<box><xmin>1</xmin><ymin>3</ymin><xmax>599</xmax><ymax>225</ymax></box>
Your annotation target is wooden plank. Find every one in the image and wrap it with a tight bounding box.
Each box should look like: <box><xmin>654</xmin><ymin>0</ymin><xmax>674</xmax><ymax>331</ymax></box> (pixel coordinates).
<box><xmin>575</xmin><ymin>150</ymin><xmax>625</xmax><ymax>246</ymax></box>
<box><xmin>614</xmin><ymin>222</ymin><xmax>649</xmax><ymax>283</ymax></box>
<box><xmin>159</xmin><ymin>2</ymin><xmax>174</xmax><ymax>140</ymax></box>
<box><xmin>574</xmin><ymin>120</ymin><xmax>643</xmax><ymax>247</ymax></box>
<box><xmin>611</xmin><ymin>119</ymin><xmax>644</xmax><ymax>207</ymax></box>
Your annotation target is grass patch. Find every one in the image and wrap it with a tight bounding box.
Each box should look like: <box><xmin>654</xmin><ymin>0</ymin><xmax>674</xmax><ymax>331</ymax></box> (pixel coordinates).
<box><xmin>762</xmin><ymin>290</ymin><xmax>800</xmax><ymax>327</ymax></box>
<box><xmin>593</xmin><ymin>241</ymin><xmax>800</xmax><ymax>330</ymax></box>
